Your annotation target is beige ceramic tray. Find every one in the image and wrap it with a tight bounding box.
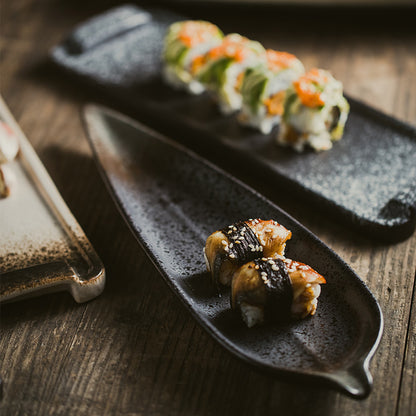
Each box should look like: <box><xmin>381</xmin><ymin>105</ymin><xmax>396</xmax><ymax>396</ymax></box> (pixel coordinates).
<box><xmin>0</xmin><ymin>97</ymin><xmax>105</xmax><ymax>303</ymax></box>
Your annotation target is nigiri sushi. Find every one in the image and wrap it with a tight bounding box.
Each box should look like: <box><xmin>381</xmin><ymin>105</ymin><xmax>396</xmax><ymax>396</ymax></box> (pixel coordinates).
<box><xmin>278</xmin><ymin>68</ymin><xmax>350</xmax><ymax>151</ymax></box>
<box><xmin>231</xmin><ymin>256</ymin><xmax>326</xmax><ymax>327</ymax></box>
<box><xmin>239</xmin><ymin>50</ymin><xmax>304</xmax><ymax>134</ymax></box>
<box><xmin>197</xmin><ymin>34</ymin><xmax>266</xmax><ymax>114</ymax></box>
<box><xmin>204</xmin><ymin>219</ymin><xmax>292</xmax><ymax>286</ymax></box>
<box><xmin>163</xmin><ymin>20</ymin><xmax>223</xmax><ymax>94</ymax></box>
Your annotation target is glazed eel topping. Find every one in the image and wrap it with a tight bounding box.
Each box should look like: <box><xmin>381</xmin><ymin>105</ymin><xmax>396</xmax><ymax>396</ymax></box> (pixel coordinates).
<box><xmin>204</xmin><ymin>219</ymin><xmax>291</xmax><ymax>286</ymax></box>
<box><xmin>232</xmin><ymin>256</ymin><xmax>326</xmax><ymax>327</ymax></box>
<box><xmin>234</xmin><ymin>257</ymin><xmax>293</xmax><ymax>318</ymax></box>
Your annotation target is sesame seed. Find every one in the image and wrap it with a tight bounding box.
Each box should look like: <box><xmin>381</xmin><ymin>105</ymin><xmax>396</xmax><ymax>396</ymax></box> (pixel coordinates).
<box><xmin>221</xmin><ymin>240</ymin><xmax>227</xmax><ymax>245</ymax></box>
<box><xmin>229</xmin><ymin>254</ymin><xmax>236</xmax><ymax>259</ymax></box>
<box><xmin>236</xmin><ymin>241</ymin><xmax>241</xmax><ymax>244</ymax></box>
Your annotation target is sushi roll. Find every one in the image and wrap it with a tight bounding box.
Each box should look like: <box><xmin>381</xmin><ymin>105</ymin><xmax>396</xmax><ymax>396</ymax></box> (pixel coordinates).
<box><xmin>0</xmin><ymin>164</ymin><xmax>15</xmax><ymax>198</ymax></box>
<box><xmin>197</xmin><ymin>34</ymin><xmax>266</xmax><ymax>114</ymax></box>
<box><xmin>0</xmin><ymin>120</ymin><xmax>19</xmax><ymax>164</ymax></box>
<box><xmin>239</xmin><ymin>50</ymin><xmax>305</xmax><ymax>134</ymax></box>
<box><xmin>204</xmin><ymin>219</ymin><xmax>292</xmax><ymax>286</ymax></box>
<box><xmin>163</xmin><ymin>20</ymin><xmax>223</xmax><ymax>94</ymax></box>
<box><xmin>278</xmin><ymin>68</ymin><xmax>350</xmax><ymax>151</ymax></box>
<box><xmin>231</xmin><ymin>256</ymin><xmax>326</xmax><ymax>328</ymax></box>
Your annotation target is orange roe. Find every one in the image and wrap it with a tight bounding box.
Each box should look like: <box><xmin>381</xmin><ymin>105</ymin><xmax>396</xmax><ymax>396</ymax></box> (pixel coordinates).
<box><xmin>178</xmin><ymin>21</ymin><xmax>219</xmax><ymax>48</ymax></box>
<box><xmin>266</xmin><ymin>50</ymin><xmax>297</xmax><ymax>71</ymax></box>
<box><xmin>264</xmin><ymin>90</ymin><xmax>286</xmax><ymax>115</ymax></box>
<box><xmin>191</xmin><ymin>55</ymin><xmax>207</xmax><ymax>74</ymax></box>
<box><xmin>293</xmin><ymin>68</ymin><xmax>329</xmax><ymax>108</ymax></box>
<box><xmin>208</xmin><ymin>35</ymin><xmax>251</xmax><ymax>62</ymax></box>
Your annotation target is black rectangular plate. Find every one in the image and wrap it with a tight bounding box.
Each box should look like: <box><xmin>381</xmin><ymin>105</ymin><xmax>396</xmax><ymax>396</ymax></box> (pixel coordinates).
<box><xmin>51</xmin><ymin>4</ymin><xmax>416</xmax><ymax>242</ymax></box>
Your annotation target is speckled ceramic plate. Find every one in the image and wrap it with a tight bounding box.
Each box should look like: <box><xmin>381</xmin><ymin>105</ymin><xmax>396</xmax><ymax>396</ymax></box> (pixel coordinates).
<box><xmin>0</xmin><ymin>97</ymin><xmax>105</xmax><ymax>303</ymax></box>
<box><xmin>51</xmin><ymin>4</ymin><xmax>416</xmax><ymax>242</ymax></box>
<box><xmin>84</xmin><ymin>104</ymin><xmax>383</xmax><ymax>399</ymax></box>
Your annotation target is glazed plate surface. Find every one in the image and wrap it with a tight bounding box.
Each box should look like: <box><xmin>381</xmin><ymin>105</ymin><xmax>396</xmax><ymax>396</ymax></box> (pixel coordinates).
<box><xmin>0</xmin><ymin>97</ymin><xmax>105</xmax><ymax>303</ymax></box>
<box><xmin>84</xmin><ymin>104</ymin><xmax>383</xmax><ymax>399</ymax></box>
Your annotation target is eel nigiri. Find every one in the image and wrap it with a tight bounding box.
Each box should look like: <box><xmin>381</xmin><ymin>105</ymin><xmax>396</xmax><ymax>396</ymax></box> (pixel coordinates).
<box><xmin>204</xmin><ymin>219</ymin><xmax>291</xmax><ymax>286</ymax></box>
<box><xmin>231</xmin><ymin>256</ymin><xmax>326</xmax><ymax>327</ymax></box>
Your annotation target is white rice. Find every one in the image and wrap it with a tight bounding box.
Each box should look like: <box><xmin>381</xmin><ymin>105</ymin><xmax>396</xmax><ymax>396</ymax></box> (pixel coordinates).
<box><xmin>240</xmin><ymin>302</ymin><xmax>264</xmax><ymax>328</ymax></box>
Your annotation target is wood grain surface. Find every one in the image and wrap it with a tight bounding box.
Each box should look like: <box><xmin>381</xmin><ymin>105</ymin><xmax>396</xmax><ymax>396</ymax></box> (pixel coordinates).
<box><xmin>1</xmin><ymin>1</ymin><xmax>415</xmax><ymax>415</ymax></box>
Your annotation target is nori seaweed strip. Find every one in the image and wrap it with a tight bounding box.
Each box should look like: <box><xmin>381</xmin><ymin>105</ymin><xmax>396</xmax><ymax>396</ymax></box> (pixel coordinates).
<box><xmin>212</xmin><ymin>251</ymin><xmax>226</xmax><ymax>286</ymax></box>
<box><xmin>221</xmin><ymin>221</ymin><xmax>262</xmax><ymax>264</ymax></box>
<box><xmin>254</xmin><ymin>258</ymin><xmax>293</xmax><ymax>319</ymax></box>
<box><xmin>212</xmin><ymin>221</ymin><xmax>262</xmax><ymax>285</ymax></box>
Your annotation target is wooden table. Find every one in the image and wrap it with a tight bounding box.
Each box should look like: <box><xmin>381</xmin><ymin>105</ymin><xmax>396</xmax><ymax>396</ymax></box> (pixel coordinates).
<box><xmin>1</xmin><ymin>1</ymin><xmax>415</xmax><ymax>415</ymax></box>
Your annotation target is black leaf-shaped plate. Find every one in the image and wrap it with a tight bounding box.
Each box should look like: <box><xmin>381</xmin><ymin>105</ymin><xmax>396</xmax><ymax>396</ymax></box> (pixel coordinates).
<box><xmin>52</xmin><ymin>4</ymin><xmax>416</xmax><ymax>242</ymax></box>
<box><xmin>83</xmin><ymin>104</ymin><xmax>383</xmax><ymax>399</ymax></box>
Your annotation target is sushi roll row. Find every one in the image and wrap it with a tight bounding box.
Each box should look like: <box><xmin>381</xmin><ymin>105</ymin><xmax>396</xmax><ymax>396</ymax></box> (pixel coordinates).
<box><xmin>162</xmin><ymin>20</ymin><xmax>349</xmax><ymax>151</ymax></box>
<box><xmin>204</xmin><ymin>219</ymin><xmax>326</xmax><ymax>327</ymax></box>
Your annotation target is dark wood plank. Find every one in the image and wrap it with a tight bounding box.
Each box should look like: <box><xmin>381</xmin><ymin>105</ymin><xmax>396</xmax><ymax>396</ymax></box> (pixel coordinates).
<box><xmin>397</xmin><ymin>266</ymin><xmax>416</xmax><ymax>416</ymax></box>
<box><xmin>1</xmin><ymin>1</ymin><xmax>415</xmax><ymax>415</ymax></box>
